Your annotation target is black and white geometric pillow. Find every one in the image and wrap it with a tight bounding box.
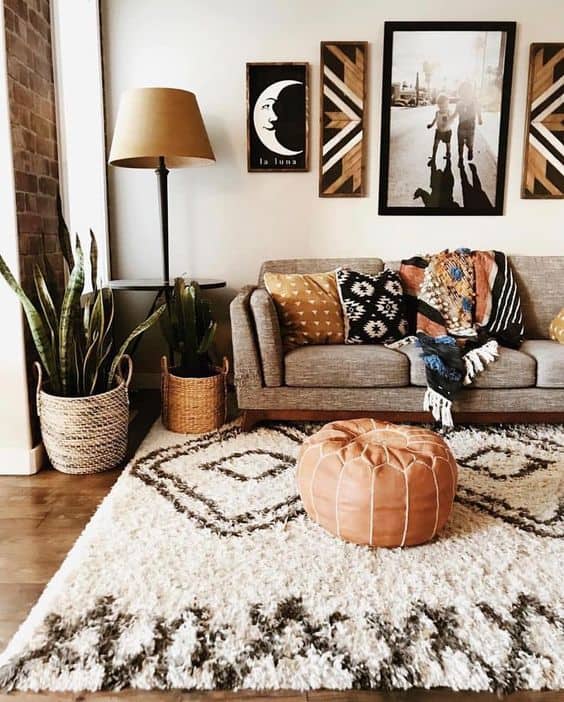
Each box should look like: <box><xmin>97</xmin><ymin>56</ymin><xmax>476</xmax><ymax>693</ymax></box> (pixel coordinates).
<box><xmin>335</xmin><ymin>267</ymin><xmax>408</xmax><ymax>344</ymax></box>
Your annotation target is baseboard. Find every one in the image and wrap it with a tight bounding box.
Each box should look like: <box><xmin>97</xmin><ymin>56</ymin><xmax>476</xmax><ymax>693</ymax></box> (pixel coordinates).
<box><xmin>0</xmin><ymin>441</ymin><xmax>46</xmax><ymax>475</ymax></box>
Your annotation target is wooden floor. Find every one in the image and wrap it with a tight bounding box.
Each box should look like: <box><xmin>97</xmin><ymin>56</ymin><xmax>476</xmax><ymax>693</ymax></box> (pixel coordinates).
<box><xmin>0</xmin><ymin>394</ymin><xmax>561</xmax><ymax>702</ymax></box>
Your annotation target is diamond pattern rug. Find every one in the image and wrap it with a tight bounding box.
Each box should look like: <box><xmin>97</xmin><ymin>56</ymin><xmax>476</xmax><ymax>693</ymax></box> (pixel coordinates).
<box><xmin>0</xmin><ymin>420</ymin><xmax>562</xmax><ymax>693</ymax></box>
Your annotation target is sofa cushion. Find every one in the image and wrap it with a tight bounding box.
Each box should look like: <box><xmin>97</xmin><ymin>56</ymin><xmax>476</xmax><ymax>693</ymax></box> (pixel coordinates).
<box><xmin>509</xmin><ymin>256</ymin><xmax>564</xmax><ymax>339</ymax></box>
<box><xmin>521</xmin><ymin>340</ymin><xmax>564</xmax><ymax>388</ymax></box>
<box><xmin>398</xmin><ymin>343</ymin><xmax>536</xmax><ymax>388</ymax></box>
<box><xmin>264</xmin><ymin>271</ymin><xmax>345</xmax><ymax>350</ymax></box>
<box><xmin>285</xmin><ymin>345</ymin><xmax>409</xmax><ymax>387</ymax></box>
<box><xmin>336</xmin><ymin>267</ymin><xmax>408</xmax><ymax>344</ymax></box>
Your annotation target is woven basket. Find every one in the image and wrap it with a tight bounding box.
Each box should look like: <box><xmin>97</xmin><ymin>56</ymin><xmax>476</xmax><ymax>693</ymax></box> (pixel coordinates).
<box><xmin>35</xmin><ymin>355</ymin><xmax>133</xmax><ymax>475</ymax></box>
<box><xmin>161</xmin><ymin>356</ymin><xmax>228</xmax><ymax>434</ymax></box>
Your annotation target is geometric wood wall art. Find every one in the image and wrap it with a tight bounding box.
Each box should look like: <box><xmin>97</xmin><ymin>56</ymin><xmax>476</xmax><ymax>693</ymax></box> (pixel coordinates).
<box><xmin>521</xmin><ymin>43</ymin><xmax>564</xmax><ymax>199</ymax></box>
<box><xmin>319</xmin><ymin>41</ymin><xmax>368</xmax><ymax>197</ymax></box>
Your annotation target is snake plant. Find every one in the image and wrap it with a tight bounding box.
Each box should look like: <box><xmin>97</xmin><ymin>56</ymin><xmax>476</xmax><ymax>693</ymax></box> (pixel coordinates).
<box><xmin>159</xmin><ymin>278</ymin><xmax>217</xmax><ymax>377</ymax></box>
<box><xmin>0</xmin><ymin>206</ymin><xmax>165</xmax><ymax>397</ymax></box>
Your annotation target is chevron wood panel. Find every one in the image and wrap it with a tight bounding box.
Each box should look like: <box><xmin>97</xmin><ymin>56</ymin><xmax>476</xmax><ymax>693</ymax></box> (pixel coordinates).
<box><xmin>522</xmin><ymin>43</ymin><xmax>564</xmax><ymax>199</ymax></box>
<box><xmin>319</xmin><ymin>41</ymin><xmax>368</xmax><ymax>197</ymax></box>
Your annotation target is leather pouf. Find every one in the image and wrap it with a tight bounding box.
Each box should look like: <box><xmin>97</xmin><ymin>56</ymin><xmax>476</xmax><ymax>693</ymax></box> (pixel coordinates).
<box><xmin>296</xmin><ymin>419</ymin><xmax>458</xmax><ymax>548</ymax></box>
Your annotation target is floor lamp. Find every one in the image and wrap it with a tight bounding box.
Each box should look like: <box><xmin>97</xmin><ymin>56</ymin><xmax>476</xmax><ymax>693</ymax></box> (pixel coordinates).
<box><xmin>108</xmin><ymin>87</ymin><xmax>215</xmax><ymax>287</ymax></box>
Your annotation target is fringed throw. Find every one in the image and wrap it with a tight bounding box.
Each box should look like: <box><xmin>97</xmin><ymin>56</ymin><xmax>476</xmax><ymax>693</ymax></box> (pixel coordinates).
<box><xmin>393</xmin><ymin>249</ymin><xmax>524</xmax><ymax>427</ymax></box>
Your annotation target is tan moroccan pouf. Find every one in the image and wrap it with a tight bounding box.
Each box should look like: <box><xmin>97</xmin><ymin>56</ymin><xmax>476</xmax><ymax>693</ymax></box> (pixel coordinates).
<box><xmin>296</xmin><ymin>419</ymin><xmax>458</xmax><ymax>548</ymax></box>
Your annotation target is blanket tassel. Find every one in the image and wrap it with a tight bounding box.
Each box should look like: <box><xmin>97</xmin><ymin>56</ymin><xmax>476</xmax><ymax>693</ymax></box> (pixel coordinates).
<box><xmin>463</xmin><ymin>340</ymin><xmax>499</xmax><ymax>385</ymax></box>
<box><xmin>424</xmin><ymin>387</ymin><xmax>454</xmax><ymax>428</ymax></box>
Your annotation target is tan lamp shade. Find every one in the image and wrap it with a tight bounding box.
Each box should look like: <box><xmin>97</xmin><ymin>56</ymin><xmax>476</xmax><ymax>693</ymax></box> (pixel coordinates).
<box><xmin>108</xmin><ymin>87</ymin><xmax>215</xmax><ymax>168</ymax></box>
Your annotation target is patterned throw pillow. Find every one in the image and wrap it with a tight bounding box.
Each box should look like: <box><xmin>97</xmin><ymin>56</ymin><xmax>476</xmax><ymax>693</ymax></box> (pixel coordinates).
<box><xmin>264</xmin><ymin>271</ymin><xmax>345</xmax><ymax>349</ymax></box>
<box><xmin>335</xmin><ymin>267</ymin><xmax>408</xmax><ymax>344</ymax></box>
<box><xmin>549</xmin><ymin>308</ymin><xmax>564</xmax><ymax>344</ymax></box>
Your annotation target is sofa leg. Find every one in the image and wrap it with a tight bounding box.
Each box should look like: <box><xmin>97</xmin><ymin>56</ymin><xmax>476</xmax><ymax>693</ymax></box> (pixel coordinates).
<box><xmin>241</xmin><ymin>410</ymin><xmax>262</xmax><ymax>432</ymax></box>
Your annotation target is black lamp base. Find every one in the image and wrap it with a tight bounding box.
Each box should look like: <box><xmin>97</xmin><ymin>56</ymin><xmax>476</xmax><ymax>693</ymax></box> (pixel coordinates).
<box><xmin>156</xmin><ymin>156</ymin><xmax>170</xmax><ymax>287</ymax></box>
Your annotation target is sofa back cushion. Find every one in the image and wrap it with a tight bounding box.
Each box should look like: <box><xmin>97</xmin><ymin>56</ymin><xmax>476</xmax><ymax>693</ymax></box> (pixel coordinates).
<box><xmin>258</xmin><ymin>258</ymin><xmax>384</xmax><ymax>286</ymax></box>
<box><xmin>260</xmin><ymin>256</ymin><xmax>563</xmax><ymax>339</ymax></box>
<box><xmin>509</xmin><ymin>256</ymin><xmax>564</xmax><ymax>339</ymax></box>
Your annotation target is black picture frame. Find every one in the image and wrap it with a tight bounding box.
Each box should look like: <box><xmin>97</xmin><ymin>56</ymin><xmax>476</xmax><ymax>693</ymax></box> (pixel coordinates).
<box><xmin>378</xmin><ymin>21</ymin><xmax>516</xmax><ymax>216</ymax></box>
<box><xmin>247</xmin><ymin>62</ymin><xmax>309</xmax><ymax>172</ymax></box>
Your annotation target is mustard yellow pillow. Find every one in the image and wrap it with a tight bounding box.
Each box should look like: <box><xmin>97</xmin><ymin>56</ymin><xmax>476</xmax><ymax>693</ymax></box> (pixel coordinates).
<box><xmin>549</xmin><ymin>308</ymin><xmax>564</xmax><ymax>344</ymax></box>
<box><xmin>264</xmin><ymin>271</ymin><xmax>344</xmax><ymax>349</ymax></box>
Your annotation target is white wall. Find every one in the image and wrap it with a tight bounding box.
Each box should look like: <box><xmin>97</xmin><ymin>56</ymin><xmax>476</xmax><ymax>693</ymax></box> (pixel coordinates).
<box><xmin>0</xmin><ymin>8</ymin><xmax>36</xmax><ymax>473</ymax></box>
<box><xmin>102</xmin><ymin>0</ymin><xmax>564</xmax><ymax>378</ymax></box>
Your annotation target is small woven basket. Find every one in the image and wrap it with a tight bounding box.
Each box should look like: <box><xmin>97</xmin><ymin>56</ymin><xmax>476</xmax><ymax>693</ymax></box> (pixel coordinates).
<box><xmin>35</xmin><ymin>355</ymin><xmax>133</xmax><ymax>475</ymax></box>
<box><xmin>161</xmin><ymin>356</ymin><xmax>228</xmax><ymax>434</ymax></box>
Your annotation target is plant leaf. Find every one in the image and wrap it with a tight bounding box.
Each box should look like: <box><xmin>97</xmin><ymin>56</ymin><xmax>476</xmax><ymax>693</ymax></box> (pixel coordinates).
<box><xmin>0</xmin><ymin>255</ymin><xmax>60</xmax><ymax>393</ymax></box>
<box><xmin>100</xmin><ymin>288</ymin><xmax>114</xmax><ymax>349</ymax></box>
<box><xmin>197</xmin><ymin>320</ymin><xmax>217</xmax><ymax>355</ymax></box>
<box><xmin>107</xmin><ymin>303</ymin><xmax>166</xmax><ymax>389</ymax></box>
<box><xmin>33</xmin><ymin>263</ymin><xmax>62</xmax><ymax>389</ymax></box>
<box><xmin>72</xmin><ymin>333</ymin><xmax>81</xmax><ymax>397</ymax></box>
<box><xmin>90</xmin><ymin>339</ymin><xmax>112</xmax><ymax>395</ymax></box>
<box><xmin>57</xmin><ymin>193</ymin><xmax>74</xmax><ymax>273</ymax></box>
<box><xmin>173</xmin><ymin>277</ymin><xmax>187</xmax><ymax>350</ymax></box>
<box><xmin>82</xmin><ymin>328</ymin><xmax>100</xmax><ymax>390</ymax></box>
<box><xmin>87</xmin><ymin>289</ymin><xmax>103</xmax><ymax>344</ymax></box>
<box><xmin>89</xmin><ymin>229</ymin><xmax>98</xmax><ymax>293</ymax></box>
<box><xmin>59</xmin><ymin>238</ymin><xmax>85</xmax><ymax>394</ymax></box>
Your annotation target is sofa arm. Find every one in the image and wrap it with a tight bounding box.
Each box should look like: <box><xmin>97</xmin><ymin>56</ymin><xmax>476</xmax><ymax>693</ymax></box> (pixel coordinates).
<box><xmin>250</xmin><ymin>288</ymin><xmax>284</xmax><ymax>387</ymax></box>
<box><xmin>230</xmin><ymin>286</ymin><xmax>263</xmax><ymax>392</ymax></box>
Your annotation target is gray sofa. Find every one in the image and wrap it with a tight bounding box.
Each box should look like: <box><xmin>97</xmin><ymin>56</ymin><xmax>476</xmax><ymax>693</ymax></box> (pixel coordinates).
<box><xmin>230</xmin><ymin>257</ymin><xmax>564</xmax><ymax>429</ymax></box>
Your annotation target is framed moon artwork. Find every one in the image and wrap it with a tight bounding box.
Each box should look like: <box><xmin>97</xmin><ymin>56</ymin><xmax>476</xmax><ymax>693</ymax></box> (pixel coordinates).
<box><xmin>247</xmin><ymin>62</ymin><xmax>309</xmax><ymax>172</ymax></box>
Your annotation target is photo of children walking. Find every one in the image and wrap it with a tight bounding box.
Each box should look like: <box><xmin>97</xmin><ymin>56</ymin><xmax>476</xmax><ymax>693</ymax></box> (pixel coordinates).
<box><xmin>380</xmin><ymin>25</ymin><xmax>515</xmax><ymax>214</ymax></box>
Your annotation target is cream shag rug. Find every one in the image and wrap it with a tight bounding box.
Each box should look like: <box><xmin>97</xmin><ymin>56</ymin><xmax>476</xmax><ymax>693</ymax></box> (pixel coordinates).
<box><xmin>1</xmin><ymin>421</ymin><xmax>563</xmax><ymax>693</ymax></box>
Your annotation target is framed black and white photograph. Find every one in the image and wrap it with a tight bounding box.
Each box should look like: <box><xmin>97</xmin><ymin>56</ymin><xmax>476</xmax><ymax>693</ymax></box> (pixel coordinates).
<box><xmin>378</xmin><ymin>22</ymin><xmax>516</xmax><ymax>215</ymax></box>
<box><xmin>247</xmin><ymin>62</ymin><xmax>309</xmax><ymax>172</ymax></box>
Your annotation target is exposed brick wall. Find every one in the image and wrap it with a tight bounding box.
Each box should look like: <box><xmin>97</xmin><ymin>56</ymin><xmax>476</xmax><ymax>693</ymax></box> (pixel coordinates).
<box><xmin>4</xmin><ymin>0</ymin><xmax>62</xmax><ymax>293</ymax></box>
<box><xmin>3</xmin><ymin>0</ymin><xmax>62</xmax><ymax>441</ymax></box>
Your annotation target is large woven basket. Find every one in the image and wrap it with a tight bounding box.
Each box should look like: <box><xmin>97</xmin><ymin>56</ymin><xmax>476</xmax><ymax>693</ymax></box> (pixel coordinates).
<box><xmin>161</xmin><ymin>356</ymin><xmax>228</xmax><ymax>434</ymax></box>
<box><xmin>35</xmin><ymin>355</ymin><xmax>132</xmax><ymax>475</ymax></box>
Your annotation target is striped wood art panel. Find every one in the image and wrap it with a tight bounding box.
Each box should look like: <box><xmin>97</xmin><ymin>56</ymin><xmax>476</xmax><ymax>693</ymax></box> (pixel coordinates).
<box><xmin>319</xmin><ymin>41</ymin><xmax>368</xmax><ymax>197</ymax></box>
<box><xmin>521</xmin><ymin>43</ymin><xmax>564</xmax><ymax>199</ymax></box>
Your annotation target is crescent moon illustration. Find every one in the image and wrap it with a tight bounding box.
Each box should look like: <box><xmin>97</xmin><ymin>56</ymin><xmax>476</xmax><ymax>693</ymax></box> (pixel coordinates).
<box><xmin>253</xmin><ymin>79</ymin><xmax>303</xmax><ymax>156</ymax></box>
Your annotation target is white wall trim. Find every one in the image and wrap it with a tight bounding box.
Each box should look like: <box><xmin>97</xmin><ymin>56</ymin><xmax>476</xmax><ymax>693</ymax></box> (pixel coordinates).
<box><xmin>0</xmin><ymin>443</ymin><xmax>45</xmax><ymax>476</ymax></box>
<box><xmin>0</xmin><ymin>5</ymin><xmax>34</xmax><ymax>465</ymax></box>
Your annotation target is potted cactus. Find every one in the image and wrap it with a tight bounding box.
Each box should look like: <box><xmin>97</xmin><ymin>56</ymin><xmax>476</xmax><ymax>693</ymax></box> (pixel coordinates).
<box><xmin>159</xmin><ymin>278</ymin><xmax>227</xmax><ymax>433</ymax></box>
<box><xmin>0</xmin><ymin>213</ymin><xmax>165</xmax><ymax>474</ymax></box>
